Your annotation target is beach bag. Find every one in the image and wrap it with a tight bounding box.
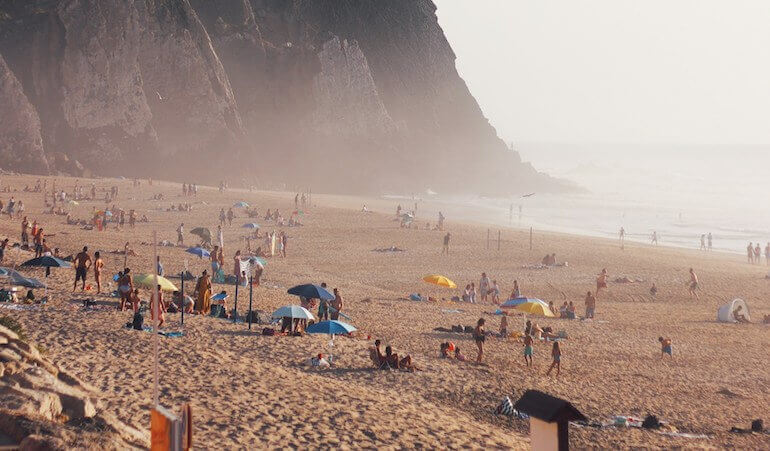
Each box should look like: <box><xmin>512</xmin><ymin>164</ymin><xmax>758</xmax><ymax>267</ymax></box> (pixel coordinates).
<box><xmin>132</xmin><ymin>312</ymin><xmax>144</xmax><ymax>330</ymax></box>
<box><xmin>751</xmin><ymin>419</ymin><xmax>764</xmax><ymax>432</ymax></box>
<box><xmin>495</xmin><ymin>396</ymin><xmax>515</xmax><ymax>416</ymax></box>
<box><xmin>262</xmin><ymin>327</ymin><xmax>276</xmax><ymax>336</ymax></box>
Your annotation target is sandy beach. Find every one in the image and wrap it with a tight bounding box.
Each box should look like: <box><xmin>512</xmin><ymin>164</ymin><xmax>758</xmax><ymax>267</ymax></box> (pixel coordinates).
<box><xmin>1</xmin><ymin>174</ymin><xmax>768</xmax><ymax>449</ymax></box>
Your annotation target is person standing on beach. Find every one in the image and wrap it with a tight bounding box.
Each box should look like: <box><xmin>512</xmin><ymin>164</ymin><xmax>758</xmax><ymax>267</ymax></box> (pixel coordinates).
<box><xmin>33</xmin><ymin>227</ymin><xmax>44</xmax><ymax>258</ymax></box>
<box><xmin>545</xmin><ymin>341</ymin><xmax>561</xmax><ymax>377</ymax></box>
<box><xmin>619</xmin><ymin>227</ymin><xmax>625</xmax><ymax>250</ymax></box>
<box><xmin>194</xmin><ymin>270</ymin><xmax>212</xmax><ymax>314</ymax></box>
<box><xmin>700</xmin><ymin>234</ymin><xmax>706</xmax><ymax>251</ymax></box>
<box><xmin>584</xmin><ymin>291</ymin><xmax>596</xmax><ymax>318</ymax></box>
<box><xmin>765</xmin><ymin>243</ymin><xmax>770</xmax><ymax>266</ymax></box>
<box><xmin>523</xmin><ymin>334</ymin><xmax>533</xmax><ymax>367</ymax></box>
<box><xmin>473</xmin><ymin>318</ymin><xmax>486</xmax><ymax>363</ymax></box>
<box><xmin>651</xmin><ymin>231</ymin><xmax>658</xmax><ymax>246</ymax></box>
<box><xmin>156</xmin><ymin>256</ymin><xmax>164</xmax><ymax>277</ymax></box>
<box><xmin>658</xmin><ymin>337</ymin><xmax>673</xmax><ymax>358</ymax></box>
<box><xmin>72</xmin><ymin>247</ymin><xmax>92</xmax><ymax>292</ymax></box>
<box><xmin>93</xmin><ymin>252</ymin><xmax>104</xmax><ymax>294</ymax></box>
<box><xmin>227</xmin><ymin>208</ymin><xmax>234</xmax><ymax>226</ymax></box>
<box><xmin>707</xmin><ymin>232</ymin><xmax>713</xmax><ymax>251</ymax></box>
<box><xmin>0</xmin><ymin>238</ymin><xmax>8</xmax><ymax>263</ymax></box>
<box><xmin>442</xmin><ymin>232</ymin><xmax>450</xmax><ymax>255</ymax></box>
<box><xmin>511</xmin><ymin>280</ymin><xmax>521</xmax><ymax>299</ymax></box>
<box><xmin>754</xmin><ymin>243</ymin><xmax>761</xmax><ymax>265</ymax></box>
<box><xmin>596</xmin><ymin>269</ymin><xmax>608</xmax><ymax>298</ymax></box>
<box><xmin>688</xmin><ymin>268</ymin><xmax>700</xmax><ymax>300</ymax></box>
<box><xmin>219</xmin><ymin>209</ymin><xmax>226</xmax><ymax>227</ymax></box>
<box><xmin>479</xmin><ymin>273</ymin><xmax>490</xmax><ymax>303</ymax></box>
<box><xmin>331</xmin><ymin>288</ymin><xmax>343</xmax><ymax>320</ymax></box>
<box><xmin>747</xmin><ymin>243</ymin><xmax>754</xmax><ymax>264</ymax></box>
<box><xmin>20</xmin><ymin>217</ymin><xmax>29</xmax><ymax>246</ymax></box>
<box><xmin>177</xmin><ymin>223</ymin><xmax>184</xmax><ymax>246</ymax></box>
<box><xmin>281</xmin><ymin>232</ymin><xmax>287</xmax><ymax>257</ymax></box>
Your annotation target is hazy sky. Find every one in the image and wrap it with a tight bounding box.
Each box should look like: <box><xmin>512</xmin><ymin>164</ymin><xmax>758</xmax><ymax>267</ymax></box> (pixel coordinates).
<box><xmin>434</xmin><ymin>0</ymin><xmax>770</xmax><ymax>146</ymax></box>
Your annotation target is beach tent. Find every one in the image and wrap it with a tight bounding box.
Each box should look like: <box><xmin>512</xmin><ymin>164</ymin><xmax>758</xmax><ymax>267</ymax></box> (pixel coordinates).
<box><xmin>717</xmin><ymin>298</ymin><xmax>750</xmax><ymax>323</ymax></box>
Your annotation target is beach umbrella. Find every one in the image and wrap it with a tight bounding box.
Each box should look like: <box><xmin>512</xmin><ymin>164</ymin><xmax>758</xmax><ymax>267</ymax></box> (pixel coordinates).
<box><xmin>287</xmin><ymin>284</ymin><xmax>334</xmax><ymax>300</ymax></box>
<box><xmin>211</xmin><ymin>292</ymin><xmax>228</xmax><ymax>302</ymax></box>
<box><xmin>514</xmin><ymin>300</ymin><xmax>555</xmax><ymax>317</ymax></box>
<box><xmin>0</xmin><ymin>268</ymin><xmax>46</xmax><ymax>289</ymax></box>
<box><xmin>306</xmin><ymin>320</ymin><xmax>356</xmax><ymax>335</ymax></box>
<box><xmin>20</xmin><ymin>256</ymin><xmax>71</xmax><ymax>269</ymax></box>
<box><xmin>185</xmin><ymin>247</ymin><xmax>210</xmax><ymax>258</ymax></box>
<box><xmin>500</xmin><ymin>297</ymin><xmax>540</xmax><ymax>309</ymax></box>
<box><xmin>233</xmin><ymin>201</ymin><xmax>249</xmax><ymax>208</ymax></box>
<box><xmin>190</xmin><ymin>227</ymin><xmax>212</xmax><ymax>242</ymax></box>
<box><xmin>242</xmin><ymin>223</ymin><xmax>260</xmax><ymax>229</ymax></box>
<box><xmin>272</xmin><ymin>305</ymin><xmax>315</xmax><ymax>321</ymax></box>
<box><xmin>422</xmin><ymin>274</ymin><xmax>457</xmax><ymax>289</ymax></box>
<box><xmin>133</xmin><ymin>274</ymin><xmax>178</xmax><ymax>292</ymax></box>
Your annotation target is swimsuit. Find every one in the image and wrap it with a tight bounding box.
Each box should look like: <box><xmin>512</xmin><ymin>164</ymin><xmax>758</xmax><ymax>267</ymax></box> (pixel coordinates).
<box><xmin>663</xmin><ymin>345</ymin><xmax>672</xmax><ymax>355</ymax></box>
<box><xmin>524</xmin><ymin>345</ymin><xmax>533</xmax><ymax>356</ymax></box>
<box><xmin>554</xmin><ymin>355</ymin><xmax>561</xmax><ymax>362</ymax></box>
<box><xmin>75</xmin><ymin>267</ymin><xmax>87</xmax><ymax>281</ymax></box>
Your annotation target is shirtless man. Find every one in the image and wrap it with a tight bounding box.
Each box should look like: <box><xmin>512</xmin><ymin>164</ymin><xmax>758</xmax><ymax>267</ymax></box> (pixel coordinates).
<box><xmin>747</xmin><ymin>243</ymin><xmax>754</xmax><ymax>264</ymax></box>
<box><xmin>72</xmin><ymin>246</ymin><xmax>93</xmax><ymax>292</ymax></box>
<box><xmin>93</xmin><ymin>251</ymin><xmax>104</xmax><ymax>294</ymax></box>
<box><xmin>20</xmin><ymin>217</ymin><xmax>29</xmax><ymax>246</ymax></box>
<box><xmin>33</xmin><ymin>228</ymin><xmax>44</xmax><ymax>258</ymax></box>
<box><xmin>330</xmin><ymin>288</ymin><xmax>343</xmax><ymax>320</ymax></box>
<box><xmin>596</xmin><ymin>268</ymin><xmax>608</xmax><ymax>298</ymax></box>
<box><xmin>688</xmin><ymin>268</ymin><xmax>700</xmax><ymax>300</ymax></box>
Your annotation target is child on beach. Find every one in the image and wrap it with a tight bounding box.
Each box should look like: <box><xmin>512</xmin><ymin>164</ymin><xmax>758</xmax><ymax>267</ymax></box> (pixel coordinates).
<box><xmin>454</xmin><ymin>347</ymin><xmax>467</xmax><ymax>361</ymax></box>
<box><xmin>546</xmin><ymin>341</ymin><xmax>561</xmax><ymax>376</ymax></box>
<box><xmin>658</xmin><ymin>337</ymin><xmax>672</xmax><ymax>358</ymax></box>
<box><xmin>473</xmin><ymin>318</ymin><xmax>485</xmax><ymax>363</ymax></box>
<box><xmin>523</xmin><ymin>334</ymin><xmax>533</xmax><ymax>367</ymax></box>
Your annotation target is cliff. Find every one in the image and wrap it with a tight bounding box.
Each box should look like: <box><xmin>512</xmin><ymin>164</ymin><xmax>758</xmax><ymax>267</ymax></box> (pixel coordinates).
<box><xmin>0</xmin><ymin>0</ymin><xmax>563</xmax><ymax>194</ymax></box>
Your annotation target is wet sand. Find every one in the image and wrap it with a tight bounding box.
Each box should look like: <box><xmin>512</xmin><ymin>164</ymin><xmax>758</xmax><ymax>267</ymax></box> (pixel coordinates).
<box><xmin>0</xmin><ymin>174</ymin><xmax>768</xmax><ymax>449</ymax></box>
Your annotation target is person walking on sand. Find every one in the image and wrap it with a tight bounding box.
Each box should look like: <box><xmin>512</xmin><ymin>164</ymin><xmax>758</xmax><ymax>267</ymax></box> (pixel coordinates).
<box><xmin>700</xmin><ymin>234</ymin><xmax>706</xmax><ymax>251</ymax></box>
<box><xmin>281</xmin><ymin>231</ymin><xmax>287</xmax><ymax>258</ymax></box>
<box><xmin>219</xmin><ymin>208</ymin><xmax>226</xmax><ymax>227</ymax></box>
<box><xmin>688</xmin><ymin>268</ymin><xmax>700</xmax><ymax>300</ymax></box>
<box><xmin>227</xmin><ymin>207</ymin><xmax>234</xmax><ymax>226</ymax></box>
<box><xmin>195</xmin><ymin>270</ymin><xmax>212</xmax><ymax>315</ymax></box>
<box><xmin>754</xmin><ymin>243</ymin><xmax>761</xmax><ymax>266</ymax></box>
<box><xmin>93</xmin><ymin>251</ymin><xmax>104</xmax><ymax>294</ymax></box>
<box><xmin>545</xmin><ymin>341</ymin><xmax>561</xmax><ymax>377</ymax></box>
<box><xmin>584</xmin><ymin>291</ymin><xmax>596</xmax><ymax>319</ymax></box>
<box><xmin>658</xmin><ymin>336</ymin><xmax>672</xmax><ymax>358</ymax></box>
<box><xmin>619</xmin><ymin>227</ymin><xmax>625</xmax><ymax>249</ymax></box>
<box><xmin>20</xmin><ymin>216</ymin><xmax>29</xmax><ymax>246</ymax></box>
<box><xmin>473</xmin><ymin>318</ymin><xmax>486</xmax><ymax>363</ymax></box>
<box><xmin>523</xmin><ymin>334</ymin><xmax>533</xmax><ymax>367</ymax></box>
<box><xmin>651</xmin><ymin>231</ymin><xmax>658</xmax><ymax>246</ymax></box>
<box><xmin>442</xmin><ymin>232</ymin><xmax>450</xmax><ymax>255</ymax></box>
<box><xmin>176</xmin><ymin>223</ymin><xmax>184</xmax><ymax>245</ymax></box>
<box><xmin>596</xmin><ymin>268</ymin><xmax>608</xmax><ymax>298</ymax></box>
<box><xmin>479</xmin><ymin>273</ymin><xmax>491</xmax><ymax>303</ymax></box>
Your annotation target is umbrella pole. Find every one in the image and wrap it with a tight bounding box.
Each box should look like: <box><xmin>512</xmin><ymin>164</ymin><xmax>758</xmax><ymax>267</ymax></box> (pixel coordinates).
<box><xmin>248</xmin><ymin>276</ymin><xmax>253</xmax><ymax>330</ymax></box>
<box><xmin>180</xmin><ymin>272</ymin><xmax>184</xmax><ymax>327</ymax></box>
<box><xmin>152</xmin><ymin>231</ymin><xmax>160</xmax><ymax>407</ymax></box>
<box><xmin>233</xmin><ymin>278</ymin><xmax>238</xmax><ymax>324</ymax></box>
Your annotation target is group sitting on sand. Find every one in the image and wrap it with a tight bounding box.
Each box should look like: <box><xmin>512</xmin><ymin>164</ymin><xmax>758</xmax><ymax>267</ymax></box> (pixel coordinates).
<box><xmin>370</xmin><ymin>339</ymin><xmax>418</xmax><ymax>371</ymax></box>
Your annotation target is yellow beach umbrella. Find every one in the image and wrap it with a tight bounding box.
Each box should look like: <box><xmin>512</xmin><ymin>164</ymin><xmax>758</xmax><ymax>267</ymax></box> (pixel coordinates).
<box><xmin>515</xmin><ymin>300</ymin><xmax>555</xmax><ymax>317</ymax></box>
<box><xmin>133</xmin><ymin>274</ymin><xmax>178</xmax><ymax>292</ymax></box>
<box><xmin>422</xmin><ymin>274</ymin><xmax>457</xmax><ymax>289</ymax></box>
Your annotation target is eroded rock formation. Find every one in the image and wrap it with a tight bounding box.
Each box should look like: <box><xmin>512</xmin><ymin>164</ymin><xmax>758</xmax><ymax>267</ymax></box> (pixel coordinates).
<box><xmin>0</xmin><ymin>0</ymin><xmax>563</xmax><ymax>194</ymax></box>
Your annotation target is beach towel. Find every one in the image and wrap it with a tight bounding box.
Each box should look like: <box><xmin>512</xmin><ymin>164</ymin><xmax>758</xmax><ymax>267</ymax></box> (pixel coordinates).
<box><xmin>159</xmin><ymin>331</ymin><xmax>184</xmax><ymax>338</ymax></box>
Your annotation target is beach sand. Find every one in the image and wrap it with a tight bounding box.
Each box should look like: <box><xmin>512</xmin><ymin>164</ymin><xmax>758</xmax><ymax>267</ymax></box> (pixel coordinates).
<box><xmin>0</xmin><ymin>174</ymin><xmax>768</xmax><ymax>449</ymax></box>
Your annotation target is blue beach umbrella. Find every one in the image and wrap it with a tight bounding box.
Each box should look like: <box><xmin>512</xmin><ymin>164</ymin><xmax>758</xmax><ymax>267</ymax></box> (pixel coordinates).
<box><xmin>287</xmin><ymin>284</ymin><xmax>334</xmax><ymax>300</ymax></box>
<box><xmin>20</xmin><ymin>256</ymin><xmax>71</xmax><ymax>268</ymax></box>
<box><xmin>186</xmin><ymin>247</ymin><xmax>210</xmax><ymax>259</ymax></box>
<box><xmin>500</xmin><ymin>297</ymin><xmax>546</xmax><ymax>309</ymax></box>
<box><xmin>306</xmin><ymin>320</ymin><xmax>356</xmax><ymax>335</ymax></box>
<box><xmin>242</xmin><ymin>223</ymin><xmax>260</xmax><ymax>229</ymax></box>
<box><xmin>233</xmin><ymin>201</ymin><xmax>249</xmax><ymax>208</ymax></box>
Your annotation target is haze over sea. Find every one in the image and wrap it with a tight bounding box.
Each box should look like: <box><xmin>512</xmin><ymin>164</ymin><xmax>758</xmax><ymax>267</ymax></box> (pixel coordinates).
<box><xmin>390</xmin><ymin>143</ymin><xmax>770</xmax><ymax>255</ymax></box>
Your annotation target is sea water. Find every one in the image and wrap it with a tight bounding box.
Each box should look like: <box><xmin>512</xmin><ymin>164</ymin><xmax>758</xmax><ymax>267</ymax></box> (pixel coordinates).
<box><xmin>389</xmin><ymin>144</ymin><xmax>770</xmax><ymax>255</ymax></box>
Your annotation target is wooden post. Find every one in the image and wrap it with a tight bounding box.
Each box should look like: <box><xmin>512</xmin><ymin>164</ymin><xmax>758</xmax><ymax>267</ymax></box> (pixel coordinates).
<box><xmin>529</xmin><ymin>227</ymin><xmax>533</xmax><ymax>250</ymax></box>
<box><xmin>248</xmin><ymin>276</ymin><xmax>253</xmax><ymax>330</ymax></box>
<box><xmin>497</xmin><ymin>230</ymin><xmax>501</xmax><ymax>251</ymax></box>
<box><xmin>486</xmin><ymin>229</ymin><xmax>490</xmax><ymax>249</ymax></box>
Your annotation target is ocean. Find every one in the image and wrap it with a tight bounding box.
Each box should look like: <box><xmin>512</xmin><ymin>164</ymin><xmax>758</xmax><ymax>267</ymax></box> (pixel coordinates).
<box><xmin>389</xmin><ymin>143</ymin><xmax>770</xmax><ymax>255</ymax></box>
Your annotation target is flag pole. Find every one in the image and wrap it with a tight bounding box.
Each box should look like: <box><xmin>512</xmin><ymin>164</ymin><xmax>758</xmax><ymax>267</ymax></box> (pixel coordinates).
<box><xmin>152</xmin><ymin>230</ymin><xmax>160</xmax><ymax>407</ymax></box>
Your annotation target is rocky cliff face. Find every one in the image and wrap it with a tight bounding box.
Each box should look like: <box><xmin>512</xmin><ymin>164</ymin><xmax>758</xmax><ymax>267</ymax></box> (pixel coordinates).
<box><xmin>0</xmin><ymin>0</ymin><xmax>561</xmax><ymax>194</ymax></box>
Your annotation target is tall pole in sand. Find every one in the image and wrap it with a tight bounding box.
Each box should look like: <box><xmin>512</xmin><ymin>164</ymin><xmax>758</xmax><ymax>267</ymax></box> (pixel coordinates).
<box><xmin>248</xmin><ymin>275</ymin><xmax>253</xmax><ymax>330</ymax></box>
<box><xmin>152</xmin><ymin>230</ymin><xmax>159</xmax><ymax>407</ymax></box>
<box><xmin>180</xmin><ymin>259</ymin><xmax>188</xmax><ymax>327</ymax></box>
<box><xmin>233</xmin><ymin>274</ymin><xmax>239</xmax><ymax>324</ymax></box>
<box><xmin>529</xmin><ymin>227</ymin><xmax>533</xmax><ymax>251</ymax></box>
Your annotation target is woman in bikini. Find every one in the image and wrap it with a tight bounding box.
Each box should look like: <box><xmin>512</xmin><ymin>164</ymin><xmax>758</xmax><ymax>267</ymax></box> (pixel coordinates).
<box><xmin>473</xmin><ymin>318</ymin><xmax>486</xmax><ymax>363</ymax></box>
<box><xmin>118</xmin><ymin>268</ymin><xmax>133</xmax><ymax>311</ymax></box>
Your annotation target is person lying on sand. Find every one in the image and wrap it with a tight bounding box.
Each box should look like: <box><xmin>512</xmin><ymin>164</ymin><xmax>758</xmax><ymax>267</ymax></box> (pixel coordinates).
<box><xmin>454</xmin><ymin>347</ymin><xmax>467</xmax><ymax>361</ymax></box>
<box><xmin>658</xmin><ymin>337</ymin><xmax>673</xmax><ymax>358</ymax></box>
